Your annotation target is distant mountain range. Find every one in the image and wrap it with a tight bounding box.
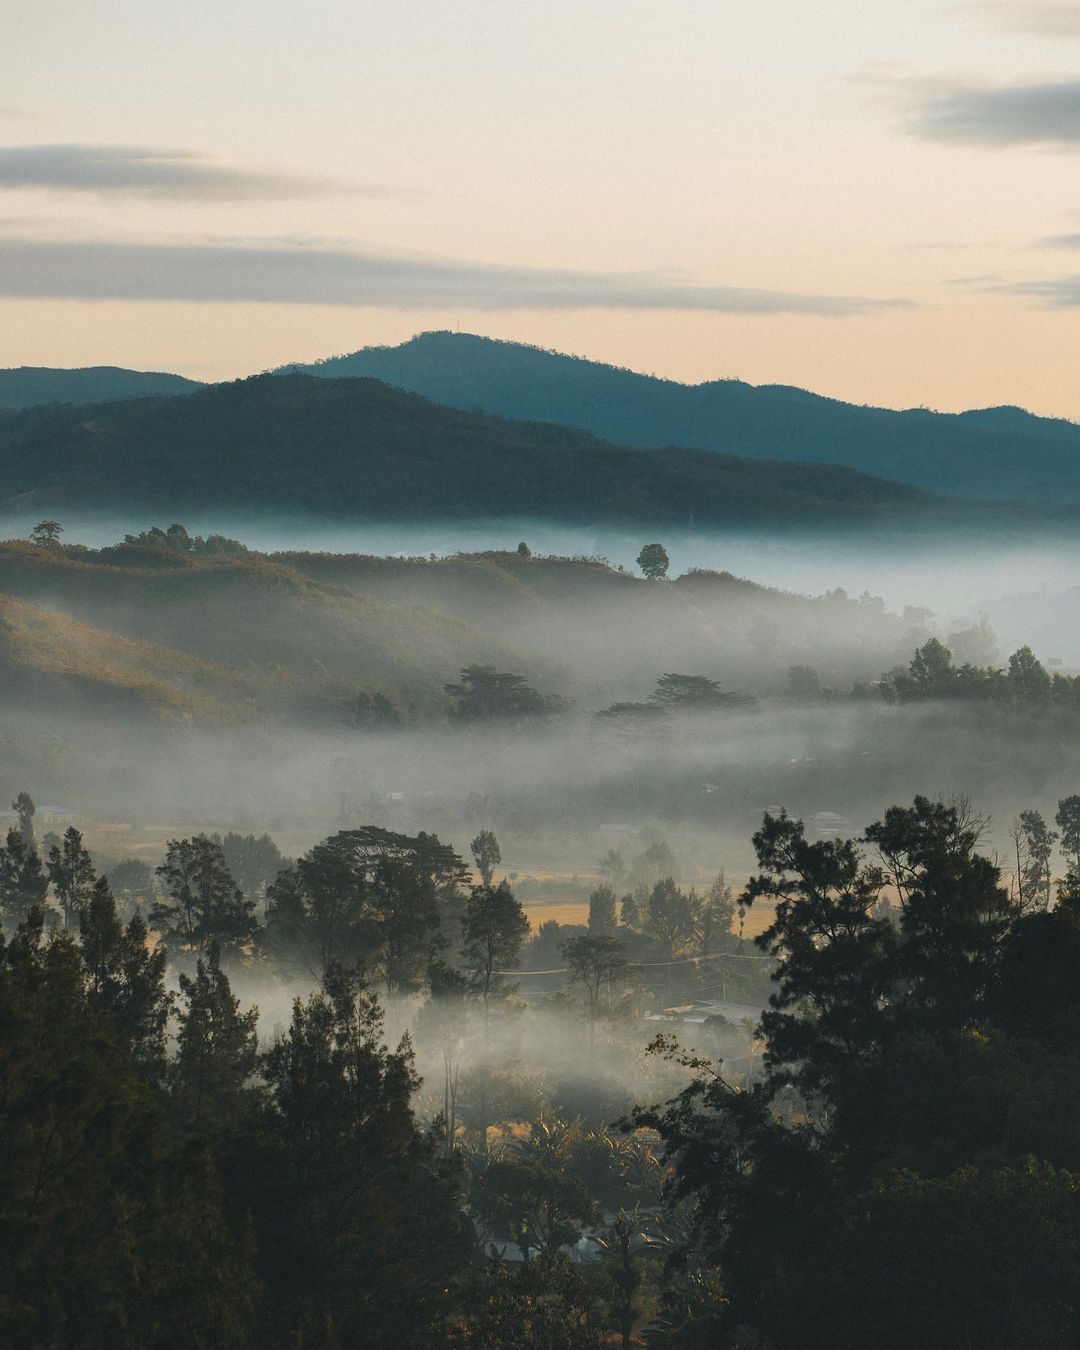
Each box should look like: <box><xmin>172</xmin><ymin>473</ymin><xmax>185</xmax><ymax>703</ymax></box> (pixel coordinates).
<box><xmin>5</xmin><ymin>332</ymin><xmax>1080</xmax><ymax>504</ymax></box>
<box><xmin>282</xmin><ymin>332</ymin><xmax>1080</xmax><ymax>503</ymax></box>
<box><xmin>0</xmin><ymin>365</ymin><xmax>200</xmax><ymax>409</ymax></box>
<box><xmin>0</xmin><ymin>371</ymin><xmax>974</xmax><ymax>530</ymax></box>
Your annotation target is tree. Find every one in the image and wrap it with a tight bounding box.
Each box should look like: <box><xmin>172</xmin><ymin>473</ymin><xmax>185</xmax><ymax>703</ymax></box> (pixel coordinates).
<box><xmin>0</xmin><ymin>827</ymin><xmax>48</xmax><ymax>931</ymax></box>
<box><xmin>473</xmin><ymin>1154</ymin><xmax>596</xmax><ymax>1260</ymax></box>
<box><xmin>47</xmin><ymin>825</ymin><xmax>96</xmax><ymax>928</ymax></box>
<box><xmin>1057</xmin><ymin>795</ymin><xmax>1080</xmax><ymax>874</ymax></box>
<box><xmin>445</xmin><ymin>664</ymin><xmax>559</xmax><ymax>722</ymax></box>
<box><xmin>0</xmin><ymin>914</ymin><xmax>257</xmax><ymax>1348</ymax></box>
<box><xmin>636</xmin><ymin>542</ymin><xmax>669</xmax><ymax>581</ymax></box>
<box><xmin>1017</xmin><ymin>809</ymin><xmax>1057</xmax><ymax>911</ymax></box>
<box><xmin>597</xmin><ymin>849</ymin><xmax>626</xmax><ymax>889</ymax></box>
<box><xmin>29</xmin><ymin>519</ymin><xmax>62</xmax><ymax>547</ymax></box>
<box><xmin>587</xmin><ymin>883</ymin><xmax>618</xmax><ymax>933</ymax></box>
<box><xmin>79</xmin><ymin>876</ymin><xmax>171</xmax><ymax>1084</ymax></box>
<box><xmin>367</xmin><ymin>854</ymin><xmax>446</xmax><ymax>996</ymax></box>
<box><xmin>173</xmin><ymin>943</ymin><xmax>259</xmax><ymax>1131</ymax></box>
<box><xmin>107</xmin><ymin>857</ymin><xmax>155</xmax><ymax>915</ymax></box>
<box><xmin>152</xmin><ymin>835</ymin><xmax>257</xmax><ymax>961</ymax></box>
<box><xmin>644</xmin><ymin>877</ymin><xmax>697</xmax><ymax>961</ymax></box>
<box><xmin>697</xmin><ymin>871</ymin><xmax>736</xmax><ymax>954</ymax></box>
<box><xmin>262</xmin><ymin>826</ymin><xmax>468</xmax><ymax>980</ymax></box>
<box><xmin>461</xmin><ymin>881</ymin><xmax>530</xmax><ymax>1009</ymax></box>
<box><xmin>1007</xmin><ymin>644</ymin><xmax>1052</xmax><ymax>705</ymax></box>
<box><xmin>471</xmin><ymin>829</ymin><xmax>502</xmax><ymax>887</ymax></box>
<box><xmin>217</xmin><ymin>831</ymin><xmax>286</xmax><ymax>906</ymax></box>
<box><xmin>649</xmin><ymin>671</ymin><xmax>751</xmax><ymax>710</ymax></box>
<box><xmin>516</xmin><ymin>541</ymin><xmax>532</xmax><ymax>558</ymax></box>
<box><xmin>452</xmin><ymin>1252</ymin><xmax>608</xmax><ymax>1348</ymax></box>
<box><xmin>561</xmin><ymin>932</ymin><xmax>629</xmax><ymax>1052</ymax></box>
<box><xmin>11</xmin><ymin>791</ymin><xmax>35</xmax><ymax>851</ymax></box>
<box><xmin>255</xmin><ymin>963</ymin><xmax>470</xmax><ymax>1345</ymax></box>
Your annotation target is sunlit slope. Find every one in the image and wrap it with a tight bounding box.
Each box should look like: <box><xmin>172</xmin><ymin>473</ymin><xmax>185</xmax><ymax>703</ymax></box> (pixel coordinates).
<box><xmin>0</xmin><ymin>593</ymin><xmax>260</xmax><ymax>721</ymax></box>
<box><xmin>287</xmin><ymin>331</ymin><xmax>1080</xmax><ymax>503</ymax></box>
<box><xmin>0</xmin><ymin>372</ymin><xmax>959</xmax><ymax>527</ymax></box>
<box><xmin>0</xmin><ymin>542</ymin><xmax>543</xmax><ymax>710</ymax></box>
<box><xmin>0</xmin><ymin>364</ymin><xmax>201</xmax><ymax>409</ymax></box>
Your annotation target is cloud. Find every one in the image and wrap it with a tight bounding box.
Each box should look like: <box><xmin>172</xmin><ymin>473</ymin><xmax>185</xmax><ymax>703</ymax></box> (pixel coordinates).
<box><xmin>0</xmin><ymin>144</ymin><xmax>378</xmax><ymax>201</ymax></box>
<box><xmin>972</xmin><ymin>2</ymin><xmax>1080</xmax><ymax>36</ymax></box>
<box><xmin>956</xmin><ymin>271</ymin><xmax>1080</xmax><ymax>305</ymax></box>
<box><xmin>986</xmin><ymin>275</ymin><xmax>1080</xmax><ymax>305</ymax></box>
<box><xmin>0</xmin><ymin>238</ymin><xmax>912</xmax><ymax>314</ymax></box>
<box><xmin>1035</xmin><ymin>232</ymin><xmax>1080</xmax><ymax>248</ymax></box>
<box><xmin>906</xmin><ymin>79</ymin><xmax>1080</xmax><ymax>148</ymax></box>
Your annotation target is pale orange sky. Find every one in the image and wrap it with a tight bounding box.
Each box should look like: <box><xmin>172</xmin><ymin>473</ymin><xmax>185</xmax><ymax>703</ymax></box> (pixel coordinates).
<box><xmin>3</xmin><ymin>0</ymin><xmax>1080</xmax><ymax>416</ymax></box>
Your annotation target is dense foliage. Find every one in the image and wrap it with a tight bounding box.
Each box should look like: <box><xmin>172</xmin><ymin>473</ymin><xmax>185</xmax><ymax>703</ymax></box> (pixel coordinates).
<box><xmin>7</xmin><ymin>790</ymin><xmax>1080</xmax><ymax>1345</ymax></box>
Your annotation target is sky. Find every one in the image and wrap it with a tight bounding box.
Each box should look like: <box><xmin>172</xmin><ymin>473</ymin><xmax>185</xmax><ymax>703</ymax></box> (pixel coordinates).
<box><xmin>3</xmin><ymin>0</ymin><xmax>1080</xmax><ymax>416</ymax></box>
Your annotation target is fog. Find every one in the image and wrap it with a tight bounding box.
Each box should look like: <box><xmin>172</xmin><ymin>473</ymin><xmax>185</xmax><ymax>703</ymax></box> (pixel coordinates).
<box><xmin>6</xmin><ymin>508</ymin><xmax>1080</xmax><ymax>659</ymax></box>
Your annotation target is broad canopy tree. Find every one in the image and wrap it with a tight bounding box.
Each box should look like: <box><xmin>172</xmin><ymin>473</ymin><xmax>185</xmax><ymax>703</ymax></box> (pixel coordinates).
<box><xmin>263</xmin><ymin>825</ymin><xmax>469</xmax><ymax>987</ymax></box>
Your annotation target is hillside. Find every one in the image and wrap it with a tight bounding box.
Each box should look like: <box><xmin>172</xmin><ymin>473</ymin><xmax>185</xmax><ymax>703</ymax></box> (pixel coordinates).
<box><xmin>0</xmin><ymin>371</ymin><xmax>1022</xmax><ymax>531</ymax></box>
<box><xmin>284</xmin><ymin>332</ymin><xmax>1080</xmax><ymax>503</ymax></box>
<box><xmin>0</xmin><ymin>541</ymin><xmax>542</xmax><ymax>722</ymax></box>
<box><xmin>0</xmin><ymin>365</ymin><xmax>201</xmax><ymax>409</ymax></box>
<box><xmin>0</xmin><ymin>539</ymin><xmax>924</xmax><ymax>724</ymax></box>
<box><xmin>0</xmin><ymin>593</ymin><xmax>263</xmax><ymax>722</ymax></box>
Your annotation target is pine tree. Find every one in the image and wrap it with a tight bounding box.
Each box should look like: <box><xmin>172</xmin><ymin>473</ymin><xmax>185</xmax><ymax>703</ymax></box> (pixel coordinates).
<box><xmin>80</xmin><ymin>876</ymin><xmax>171</xmax><ymax>1085</ymax></box>
<box><xmin>172</xmin><ymin>943</ymin><xmax>259</xmax><ymax>1130</ymax></box>
<box><xmin>48</xmin><ymin>825</ymin><xmax>97</xmax><ymax>928</ymax></box>
<box><xmin>0</xmin><ymin>827</ymin><xmax>48</xmax><ymax>931</ymax></box>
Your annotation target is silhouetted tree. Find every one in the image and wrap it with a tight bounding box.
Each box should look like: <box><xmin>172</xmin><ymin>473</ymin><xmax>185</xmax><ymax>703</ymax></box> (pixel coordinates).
<box><xmin>47</xmin><ymin>825</ymin><xmax>96</xmax><ymax>928</ymax></box>
<box><xmin>79</xmin><ymin>876</ymin><xmax>171</xmax><ymax>1085</ymax></box>
<box><xmin>0</xmin><ymin>827</ymin><xmax>48</xmax><ymax>931</ymax></box>
<box><xmin>470</xmin><ymin>828</ymin><xmax>502</xmax><ymax>886</ymax></box>
<box><xmin>461</xmin><ymin>881</ymin><xmax>530</xmax><ymax>1009</ymax></box>
<box><xmin>561</xmin><ymin>932</ymin><xmax>629</xmax><ymax>1052</ymax></box>
<box><xmin>152</xmin><ymin>835</ymin><xmax>257</xmax><ymax>961</ymax></box>
<box><xmin>587</xmin><ymin>882</ymin><xmax>618</xmax><ymax>933</ymax></box>
<box><xmin>173</xmin><ymin>943</ymin><xmax>259</xmax><ymax>1131</ymax></box>
<box><xmin>636</xmin><ymin>542</ymin><xmax>669</xmax><ymax>581</ymax></box>
<box><xmin>11</xmin><ymin>791</ymin><xmax>35</xmax><ymax>851</ymax></box>
<box><xmin>29</xmin><ymin>519</ymin><xmax>62</xmax><ymax>547</ymax></box>
<box><xmin>445</xmin><ymin>664</ymin><xmax>559</xmax><ymax>722</ymax></box>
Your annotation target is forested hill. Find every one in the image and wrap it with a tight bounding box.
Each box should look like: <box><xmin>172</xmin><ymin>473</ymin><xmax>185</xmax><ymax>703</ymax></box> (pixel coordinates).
<box><xmin>0</xmin><ymin>371</ymin><xmax>970</xmax><ymax>528</ymax></box>
<box><xmin>0</xmin><ymin>364</ymin><xmax>202</xmax><ymax>409</ymax></box>
<box><xmin>283</xmin><ymin>331</ymin><xmax>1080</xmax><ymax>503</ymax></box>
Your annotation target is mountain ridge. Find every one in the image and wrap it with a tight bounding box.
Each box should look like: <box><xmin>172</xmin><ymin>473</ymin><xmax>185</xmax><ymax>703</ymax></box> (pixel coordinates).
<box><xmin>281</xmin><ymin>331</ymin><xmax>1080</xmax><ymax>502</ymax></box>
<box><xmin>0</xmin><ymin>371</ymin><xmax>977</xmax><ymax>530</ymax></box>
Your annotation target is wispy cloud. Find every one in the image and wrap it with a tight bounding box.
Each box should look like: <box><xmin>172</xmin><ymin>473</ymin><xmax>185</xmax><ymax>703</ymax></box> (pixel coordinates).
<box><xmin>958</xmin><ymin>272</ymin><xmax>1080</xmax><ymax>305</ymax></box>
<box><xmin>0</xmin><ymin>144</ymin><xmax>383</xmax><ymax>201</ymax></box>
<box><xmin>0</xmin><ymin>238</ymin><xmax>913</xmax><ymax>314</ymax></box>
<box><xmin>906</xmin><ymin>79</ymin><xmax>1080</xmax><ymax>148</ymax></box>
<box><xmin>1035</xmin><ymin>231</ymin><xmax>1080</xmax><ymax>248</ymax></box>
<box><xmin>971</xmin><ymin>2</ymin><xmax>1080</xmax><ymax>36</ymax></box>
<box><xmin>994</xmin><ymin>276</ymin><xmax>1080</xmax><ymax>304</ymax></box>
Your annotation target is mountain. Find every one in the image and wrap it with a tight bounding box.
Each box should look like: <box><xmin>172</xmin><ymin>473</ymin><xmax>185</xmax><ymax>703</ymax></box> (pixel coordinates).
<box><xmin>0</xmin><ymin>365</ymin><xmax>202</xmax><ymax>410</ymax></box>
<box><xmin>0</xmin><ymin>371</ymin><xmax>1009</xmax><ymax>531</ymax></box>
<box><xmin>282</xmin><ymin>332</ymin><xmax>1080</xmax><ymax>503</ymax></box>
